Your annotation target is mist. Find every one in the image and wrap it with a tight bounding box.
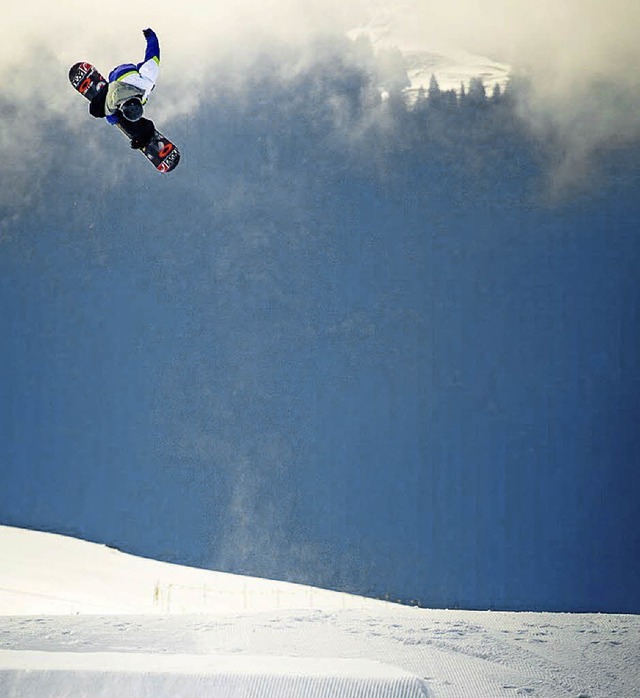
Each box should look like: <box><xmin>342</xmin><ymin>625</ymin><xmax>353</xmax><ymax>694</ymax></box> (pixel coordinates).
<box><xmin>3</xmin><ymin>0</ymin><xmax>639</xmax><ymax>157</ymax></box>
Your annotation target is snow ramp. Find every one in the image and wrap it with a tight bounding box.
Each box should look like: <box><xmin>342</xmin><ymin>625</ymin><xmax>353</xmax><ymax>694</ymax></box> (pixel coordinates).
<box><xmin>0</xmin><ymin>651</ymin><xmax>431</xmax><ymax>698</ymax></box>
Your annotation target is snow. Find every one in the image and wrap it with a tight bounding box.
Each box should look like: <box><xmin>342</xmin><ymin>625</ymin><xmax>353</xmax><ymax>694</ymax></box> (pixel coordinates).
<box><xmin>346</xmin><ymin>6</ymin><xmax>511</xmax><ymax>97</ymax></box>
<box><xmin>0</xmin><ymin>651</ymin><xmax>425</xmax><ymax>697</ymax></box>
<box><xmin>0</xmin><ymin>525</ymin><xmax>385</xmax><ymax>615</ymax></box>
<box><xmin>1</xmin><ymin>526</ymin><xmax>639</xmax><ymax>697</ymax></box>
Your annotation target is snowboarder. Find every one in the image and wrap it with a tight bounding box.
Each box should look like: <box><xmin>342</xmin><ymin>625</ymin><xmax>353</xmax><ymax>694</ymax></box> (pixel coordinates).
<box><xmin>88</xmin><ymin>28</ymin><xmax>160</xmax><ymax>150</ymax></box>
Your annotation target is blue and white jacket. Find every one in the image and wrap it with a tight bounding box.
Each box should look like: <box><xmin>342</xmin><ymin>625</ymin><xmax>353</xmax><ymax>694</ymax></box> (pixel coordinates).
<box><xmin>105</xmin><ymin>29</ymin><xmax>160</xmax><ymax>124</ymax></box>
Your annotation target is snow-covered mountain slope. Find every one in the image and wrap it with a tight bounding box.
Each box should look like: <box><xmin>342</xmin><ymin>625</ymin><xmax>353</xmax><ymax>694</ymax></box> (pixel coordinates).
<box><xmin>1</xmin><ymin>526</ymin><xmax>639</xmax><ymax>697</ymax></box>
<box><xmin>347</xmin><ymin>6</ymin><xmax>511</xmax><ymax>97</ymax></box>
<box><xmin>0</xmin><ymin>525</ymin><xmax>386</xmax><ymax>615</ymax></box>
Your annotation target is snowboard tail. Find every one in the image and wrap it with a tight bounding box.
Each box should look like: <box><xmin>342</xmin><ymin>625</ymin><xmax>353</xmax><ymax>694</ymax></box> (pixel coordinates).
<box><xmin>68</xmin><ymin>61</ymin><xmax>180</xmax><ymax>173</ymax></box>
<box><xmin>115</xmin><ymin>122</ymin><xmax>180</xmax><ymax>173</ymax></box>
<box><xmin>144</xmin><ymin>135</ymin><xmax>180</xmax><ymax>173</ymax></box>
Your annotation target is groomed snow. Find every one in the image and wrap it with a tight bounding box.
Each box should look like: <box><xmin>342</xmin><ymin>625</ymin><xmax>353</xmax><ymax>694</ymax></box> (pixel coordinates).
<box><xmin>1</xmin><ymin>526</ymin><xmax>638</xmax><ymax>697</ymax></box>
<box><xmin>0</xmin><ymin>651</ymin><xmax>427</xmax><ymax>698</ymax></box>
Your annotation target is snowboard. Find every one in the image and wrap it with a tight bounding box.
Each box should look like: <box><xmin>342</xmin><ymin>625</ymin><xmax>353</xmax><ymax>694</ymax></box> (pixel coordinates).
<box><xmin>68</xmin><ymin>62</ymin><xmax>180</xmax><ymax>173</ymax></box>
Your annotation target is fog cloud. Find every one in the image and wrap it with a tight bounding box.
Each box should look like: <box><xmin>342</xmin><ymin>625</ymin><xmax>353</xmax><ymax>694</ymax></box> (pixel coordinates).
<box><xmin>2</xmin><ymin>0</ymin><xmax>639</xmax><ymax>184</ymax></box>
<box><xmin>350</xmin><ymin>1</ymin><xmax>640</xmax><ymax>158</ymax></box>
<box><xmin>5</xmin><ymin>0</ymin><xmax>638</xmax><ymax>94</ymax></box>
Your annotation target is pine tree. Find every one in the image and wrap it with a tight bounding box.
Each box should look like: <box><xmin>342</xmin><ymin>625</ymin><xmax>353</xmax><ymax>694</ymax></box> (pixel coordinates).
<box><xmin>428</xmin><ymin>74</ymin><xmax>441</xmax><ymax>104</ymax></box>
<box><xmin>468</xmin><ymin>77</ymin><xmax>487</xmax><ymax>105</ymax></box>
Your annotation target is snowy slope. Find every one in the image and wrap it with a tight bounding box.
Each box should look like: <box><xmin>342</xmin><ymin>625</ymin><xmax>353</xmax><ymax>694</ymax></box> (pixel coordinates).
<box><xmin>347</xmin><ymin>6</ymin><xmax>511</xmax><ymax>97</ymax></box>
<box><xmin>0</xmin><ymin>525</ymin><xmax>386</xmax><ymax>615</ymax></box>
<box><xmin>1</xmin><ymin>526</ymin><xmax>639</xmax><ymax>697</ymax></box>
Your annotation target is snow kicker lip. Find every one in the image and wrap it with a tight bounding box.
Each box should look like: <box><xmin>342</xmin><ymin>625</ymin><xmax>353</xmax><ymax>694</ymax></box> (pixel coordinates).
<box><xmin>0</xmin><ymin>651</ymin><xmax>431</xmax><ymax>698</ymax></box>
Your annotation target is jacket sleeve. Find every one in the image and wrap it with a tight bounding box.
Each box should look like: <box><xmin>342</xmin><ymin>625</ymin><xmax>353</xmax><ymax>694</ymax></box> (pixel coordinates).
<box><xmin>137</xmin><ymin>29</ymin><xmax>160</xmax><ymax>84</ymax></box>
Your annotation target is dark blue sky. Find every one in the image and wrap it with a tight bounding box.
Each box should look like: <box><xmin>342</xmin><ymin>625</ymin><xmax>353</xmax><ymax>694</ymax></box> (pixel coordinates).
<box><xmin>2</xmin><ymin>49</ymin><xmax>640</xmax><ymax>613</ymax></box>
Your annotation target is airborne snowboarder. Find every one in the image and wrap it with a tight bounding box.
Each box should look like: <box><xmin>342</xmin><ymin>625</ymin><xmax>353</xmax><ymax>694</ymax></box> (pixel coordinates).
<box><xmin>88</xmin><ymin>28</ymin><xmax>160</xmax><ymax>150</ymax></box>
<box><xmin>69</xmin><ymin>28</ymin><xmax>179</xmax><ymax>172</ymax></box>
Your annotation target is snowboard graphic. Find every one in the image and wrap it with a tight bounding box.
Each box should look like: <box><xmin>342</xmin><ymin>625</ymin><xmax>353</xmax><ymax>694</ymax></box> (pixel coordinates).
<box><xmin>68</xmin><ymin>62</ymin><xmax>180</xmax><ymax>173</ymax></box>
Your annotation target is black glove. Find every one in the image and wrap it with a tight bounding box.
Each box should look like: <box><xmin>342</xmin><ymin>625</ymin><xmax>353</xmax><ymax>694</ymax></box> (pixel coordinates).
<box><xmin>143</xmin><ymin>28</ymin><xmax>153</xmax><ymax>39</ymax></box>
<box><xmin>89</xmin><ymin>90</ymin><xmax>107</xmax><ymax>118</ymax></box>
<box><xmin>127</xmin><ymin>118</ymin><xmax>155</xmax><ymax>149</ymax></box>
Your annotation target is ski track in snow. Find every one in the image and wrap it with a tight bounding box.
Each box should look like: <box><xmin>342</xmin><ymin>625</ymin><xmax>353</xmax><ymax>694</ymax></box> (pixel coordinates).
<box><xmin>1</xmin><ymin>526</ymin><xmax>639</xmax><ymax>697</ymax></box>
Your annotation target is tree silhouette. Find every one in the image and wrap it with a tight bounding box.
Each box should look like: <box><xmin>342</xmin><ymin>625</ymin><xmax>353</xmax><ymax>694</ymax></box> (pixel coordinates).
<box><xmin>428</xmin><ymin>74</ymin><xmax>441</xmax><ymax>104</ymax></box>
<box><xmin>467</xmin><ymin>77</ymin><xmax>487</xmax><ymax>105</ymax></box>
